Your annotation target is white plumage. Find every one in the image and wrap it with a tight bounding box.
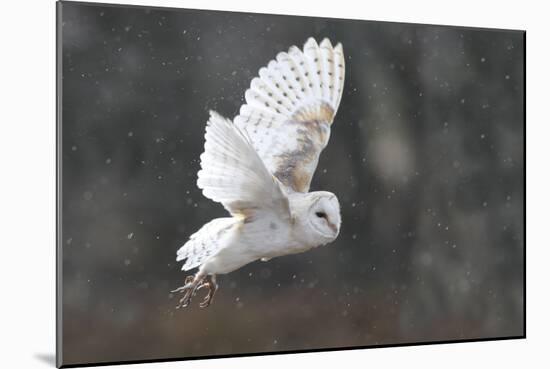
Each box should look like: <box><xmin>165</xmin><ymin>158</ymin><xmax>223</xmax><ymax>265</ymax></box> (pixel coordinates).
<box><xmin>172</xmin><ymin>37</ymin><xmax>345</xmax><ymax>308</ymax></box>
<box><xmin>234</xmin><ymin>37</ymin><xmax>344</xmax><ymax>192</ymax></box>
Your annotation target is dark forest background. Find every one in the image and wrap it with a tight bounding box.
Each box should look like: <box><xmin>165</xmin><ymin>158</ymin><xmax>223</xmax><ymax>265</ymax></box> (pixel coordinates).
<box><xmin>59</xmin><ymin>1</ymin><xmax>524</xmax><ymax>365</ymax></box>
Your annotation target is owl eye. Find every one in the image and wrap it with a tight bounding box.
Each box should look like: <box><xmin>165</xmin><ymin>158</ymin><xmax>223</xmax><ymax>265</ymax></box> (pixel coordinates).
<box><xmin>315</xmin><ymin>211</ymin><xmax>326</xmax><ymax>219</ymax></box>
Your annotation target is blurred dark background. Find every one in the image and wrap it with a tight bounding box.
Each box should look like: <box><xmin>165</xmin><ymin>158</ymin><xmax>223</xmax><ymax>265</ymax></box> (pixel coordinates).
<box><xmin>59</xmin><ymin>1</ymin><xmax>525</xmax><ymax>366</ymax></box>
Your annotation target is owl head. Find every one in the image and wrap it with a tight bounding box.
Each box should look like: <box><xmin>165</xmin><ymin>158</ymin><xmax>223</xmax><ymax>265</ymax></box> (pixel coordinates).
<box><xmin>304</xmin><ymin>191</ymin><xmax>341</xmax><ymax>243</ymax></box>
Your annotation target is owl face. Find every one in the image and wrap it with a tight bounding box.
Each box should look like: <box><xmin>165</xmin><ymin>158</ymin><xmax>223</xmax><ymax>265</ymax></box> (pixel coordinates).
<box><xmin>307</xmin><ymin>192</ymin><xmax>341</xmax><ymax>242</ymax></box>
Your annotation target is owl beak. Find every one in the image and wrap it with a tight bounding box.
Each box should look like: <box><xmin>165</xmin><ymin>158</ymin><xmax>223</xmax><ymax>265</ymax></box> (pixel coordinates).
<box><xmin>327</xmin><ymin>221</ymin><xmax>339</xmax><ymax>235</ymax></box>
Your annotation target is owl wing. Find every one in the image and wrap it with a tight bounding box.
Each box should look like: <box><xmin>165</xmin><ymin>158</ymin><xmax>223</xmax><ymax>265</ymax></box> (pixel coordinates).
<box><xmin>197</xmin><ymin>111</ymin><xmax>290</xmax><ymax>221</ymax></box>
<box><xmin>234</xmin><ymin>37</ymin><xmax>345</xmax><ymax>193</ymax></box>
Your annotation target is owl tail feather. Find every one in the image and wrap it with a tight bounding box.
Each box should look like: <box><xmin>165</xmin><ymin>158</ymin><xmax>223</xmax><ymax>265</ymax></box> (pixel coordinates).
<box><xmin>176</xmin><ymin>217</ymin><xmax>236</xmax><ymax>271</ymax></box>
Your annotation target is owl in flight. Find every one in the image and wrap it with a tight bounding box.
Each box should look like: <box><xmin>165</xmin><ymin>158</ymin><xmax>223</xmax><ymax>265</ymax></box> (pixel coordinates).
<box><xmin>172</xmin><ymin>37</ymin><xmax>345</xmax><ymax>308</ymax></box>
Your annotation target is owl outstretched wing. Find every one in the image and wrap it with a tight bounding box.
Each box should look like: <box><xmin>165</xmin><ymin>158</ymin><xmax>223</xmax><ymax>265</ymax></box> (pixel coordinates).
<box><xmin>196</xmin><ymin>111</ymin><xmax>290</xmax><ymax>220</ymax></box>
<box><xmin>234</xmin><ymin>37</ymin><xmax>345</xmax><ymax>193</ymax></box>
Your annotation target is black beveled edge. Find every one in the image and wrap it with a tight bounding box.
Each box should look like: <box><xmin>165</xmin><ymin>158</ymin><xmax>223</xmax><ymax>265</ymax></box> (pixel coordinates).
<box><xmin>56</xmin><ymin>1</ymin><xmax>64</xmax><ymax>368</ymax></box>
<box><xmin>59</xmin><ymin>335</ymin><xmax>526</xmax><ymax>368</ymax></box>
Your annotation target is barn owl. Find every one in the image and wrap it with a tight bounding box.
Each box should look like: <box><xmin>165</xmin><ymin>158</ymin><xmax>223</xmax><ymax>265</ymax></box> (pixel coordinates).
<box><xmin>172</xmin><ymin>37</ymin><xmax>345</xmax><ymax>308</ymax></box>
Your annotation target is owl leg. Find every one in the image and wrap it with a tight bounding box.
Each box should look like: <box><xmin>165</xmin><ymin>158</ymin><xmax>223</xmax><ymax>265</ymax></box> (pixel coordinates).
<box><xmin>171</xmin><ymin>272</ymin><xmax>206</xmax><ymax>309</ymax></box>
<box><xmin>197</xmin><ymin>274</ymin><xmax>218</xmax><ymax>308</ymax></box>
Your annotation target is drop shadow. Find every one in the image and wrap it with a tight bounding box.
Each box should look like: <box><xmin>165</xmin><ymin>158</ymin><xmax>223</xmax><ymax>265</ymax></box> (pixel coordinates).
<box><xmin>34</xmin><ymin>353</ymin><xmax>56</xmax><ymax>367</ymax></box>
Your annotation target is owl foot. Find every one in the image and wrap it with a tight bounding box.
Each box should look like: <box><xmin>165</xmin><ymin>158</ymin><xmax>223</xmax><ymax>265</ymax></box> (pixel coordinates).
<box><xmin>197</xmin><ymin>275</ymin><xmax>218</xmax><ymax>308</ymax></box>
<box><xmin>171</xmin><ymin>273</ymin><xmax>218</xmax><ymax>308</ymax></box>
<box><xmin>171</xmin><ymin>274</ymin><xmax>203</xmax><ymax>309</ymax></box>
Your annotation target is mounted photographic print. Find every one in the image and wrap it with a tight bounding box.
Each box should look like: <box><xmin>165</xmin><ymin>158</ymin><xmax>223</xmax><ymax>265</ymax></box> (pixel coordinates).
<box><xmin>56</xmin><ymin>1</ymin><xmax>526</xmax><ymax>367</ymax></box>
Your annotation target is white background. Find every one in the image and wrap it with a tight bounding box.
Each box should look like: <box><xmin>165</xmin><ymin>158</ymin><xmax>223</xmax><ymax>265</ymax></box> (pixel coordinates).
<box><xmin>0</xmin><ymin>0</ymin><xmax>547</xmax><ymax>368</ymax></box>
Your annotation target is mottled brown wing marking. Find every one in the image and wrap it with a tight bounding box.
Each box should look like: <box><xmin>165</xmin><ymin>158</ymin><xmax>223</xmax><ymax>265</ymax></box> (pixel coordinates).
<box><xmin>293</xmin><ymin>101</ymin><xmax>335</xmax><ymax>125</ymax></box>
<box><xmin>233</xmin><ymin>38</ymin><xmax>345</xmax><ymax>194</ymax></box>
<box><xmin>267</xmin><ymin>101</ymin><xmax>333</xmax><ymax>192</ymax></box>
<box><xmin>273</xmin><ymin>118</ymin><xmax>331</xmax><ymax>193</ymax></box>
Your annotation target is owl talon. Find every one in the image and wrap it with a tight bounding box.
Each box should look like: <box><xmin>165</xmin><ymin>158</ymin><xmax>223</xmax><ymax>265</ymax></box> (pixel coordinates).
<box><xmin>197</xmin><ymin>275</ymin><xmax>218</xmax><ymax>308</ymax></box>
<box><xmin>172</xmin><ymin>274</ymin><xmax>218</xmax><ymax>308</ymax></box>
<box><xmin>171</xmin><ymin>276</ymin><xmax>194</xmax><ymax>294</ymax></box>
<box><xmin>172</xmin><ymin>274</ymin><xmax>203</xmax><ymax>308</ymax></box>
